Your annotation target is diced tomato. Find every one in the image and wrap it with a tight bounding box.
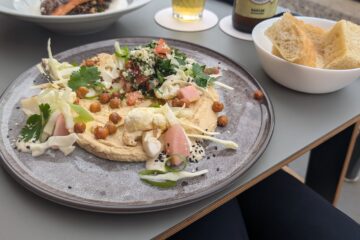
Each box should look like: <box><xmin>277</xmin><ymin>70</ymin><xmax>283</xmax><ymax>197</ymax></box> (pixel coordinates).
<box><xmin>163</xmin><ymin>124</ymin><xmax>190</xmax><ymax>166</ymax></box>
<box><xmin>154</xmin><ymin>39</ymin><xmax>171</xmax><ymax>55</ymax></box>
<box><xmin>135</xmin><ymin>74</ymin><xmax>149</xmax><ymax>85</ymax></box>
<box><xmin>204</xmin><ymin>67</ymin><xmax>220</xmax><ymax>75</ymax></box>
<box><xmin>126</xmin><ymin>91</ymin><xmax>143</xmax><ymax>106</ymax></box>
<box><xmin>177</xmin><ymin>85</ymin><xmax>201</xmax><ymax>103</ymax></box>
<box><xmin>125</xmin><ymin>60</ymin><xmax>132</xmax><ymax>69</ymax></box>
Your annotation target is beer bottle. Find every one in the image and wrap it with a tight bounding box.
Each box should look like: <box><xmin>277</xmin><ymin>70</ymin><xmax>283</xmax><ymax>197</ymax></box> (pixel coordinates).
<box><xmin>232</xmin><ymin>0</ymin><xmax>279</xmax><ymax>33</ymax></box>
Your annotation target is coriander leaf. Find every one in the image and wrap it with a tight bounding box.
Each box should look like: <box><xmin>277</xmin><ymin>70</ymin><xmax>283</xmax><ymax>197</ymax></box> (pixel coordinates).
<box><xmin>141</xmin><ymin>179</ymin><xmax>177</xmax><ymax>188</ymax></box>
<box><xmin>20</xmin><ymin>114</ymin><xmax>42</xmax><ymax>142</ymax></box>
<box><xmin>146</xmin><ymin>41</ymin><xmax>157</xmax><ymax>49</ymax></box>
<box><xmin>67</xmin><ymin>66</ymin><xmax>101</xmax><ymax>91</ymax></box>
<box><xmin>156</xmin><ymin>69</ymin><xmax>165</xmax><ymax>84</ymax></box>
<box><xmin>192</xmin><ymin>63</ymin><xmax>215</xmax><ymax>88</ymax></box>
<box><xmin>192</xmin><ymin>63</ymin><xmax>206</xmax><ymax>76</ymax></box>
<box><xmin>156</xmin><ymin>59</ymin><xmax>175</xmax><ymax>77</ymax></box>
<box><xmin>20</xmin><ymin>103</ymin><xmax>51</xmax><ymax>142</ymax></box>
<box><xmin>173</xmin><ymin>49</ymin><xmax>186</xmax><ymax>65</ymax></box>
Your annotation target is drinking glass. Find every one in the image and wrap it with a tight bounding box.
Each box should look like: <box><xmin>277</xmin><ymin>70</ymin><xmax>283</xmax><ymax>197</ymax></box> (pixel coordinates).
<box><xmin>172</xmin><ymin>0</ymin><xmax>206</xmax><ymax>21</ymax></box>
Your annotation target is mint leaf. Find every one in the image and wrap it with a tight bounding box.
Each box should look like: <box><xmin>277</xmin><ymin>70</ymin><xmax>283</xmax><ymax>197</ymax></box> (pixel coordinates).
<box><xmin>67</xmin><ymin>66</ymin><xmax>101</xmax><ymax>91</ymax></box>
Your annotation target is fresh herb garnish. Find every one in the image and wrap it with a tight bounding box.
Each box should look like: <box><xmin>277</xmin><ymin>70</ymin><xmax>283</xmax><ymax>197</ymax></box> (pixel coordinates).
<box><xmin>141</xmin><ymin>179</ymin><xmax>177</xmax><ymax>188</ymax></box>
<box><xmin>138</xmin><ymin>169</ymin><xmax>177</xmax><ymax>188</ymax></box>
<box><xmin>67</xmin><ymin>66</ymin><xmax>101</xmax><ymax>91</ymax></box>
<box><xmin>145</xmin><ymin>40</ymin><xmax>157</xmax><ymax>49</ymax></box>
<box><xmin>20</xmin><ymin>103</ymin><xmax>51</xmax><ymax>142</ymax></box>
<box><xmin>115</xmin><ymin>45</ymin><xmax>129</xmax><ymax>59</ymax></box>
<box><xmin>173</xmin><ymin>49</ymin><xmax>186</xmax><ymax>65</ymax></box>
<box><xmin>192</xmin><ymin>63</ymin><xmax>215</xmax><ymax>88</ymax></box>
<box><xmin>156</xmin><ymin>59</ymin><xmax>176</xmax><ymax>77</ymax></box>
<box><xmin>165</xmin><ymin>155</ymin><xmax>187</xmax><ymax>172</ymax></box>
<box><xmin>70</xmin><ymin>104</ymin><xmax>94</xmax><ymax>123</ymax></box>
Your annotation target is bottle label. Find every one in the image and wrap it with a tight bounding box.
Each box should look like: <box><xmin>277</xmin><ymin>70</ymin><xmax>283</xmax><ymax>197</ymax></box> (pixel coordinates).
<box><xmin>235</xmin><ymin>0</ymin><xmax>278</xmax><ymax>19</ymax></box>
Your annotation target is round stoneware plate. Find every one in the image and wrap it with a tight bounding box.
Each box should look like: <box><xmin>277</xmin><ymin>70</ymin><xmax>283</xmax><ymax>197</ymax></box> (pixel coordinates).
<box><xmin>0</xmin><ymin>38</ymin><xmax>274</xmax><ymax>213</ymax></box>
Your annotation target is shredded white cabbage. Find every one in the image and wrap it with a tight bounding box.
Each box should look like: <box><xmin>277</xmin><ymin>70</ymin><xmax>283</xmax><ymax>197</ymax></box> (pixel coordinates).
<box><xmin>187</xmin><ymin>134</ymin><xmax>238</xmax><ymax>149</ymax></box>
<box><xmin>140</xmin><ymin>170</ymin><xmax>208</xmax><ymax>182</ymax></box>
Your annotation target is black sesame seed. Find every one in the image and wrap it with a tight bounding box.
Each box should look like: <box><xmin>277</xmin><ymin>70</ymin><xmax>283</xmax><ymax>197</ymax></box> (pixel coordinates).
<box><xmin>213</xmin><ymin>154</ymin><xmax>216</xmax><ymax>157</ymax></box>
<box><xmin>192</xmin><ymin>145</ymin><xmax>195</xmax><ymax>148</ymax></box>
<box><xmin>32</xmin><ymin>140</ymin><xmax>36</xmax><ymax>143</ymax></box>
<box><xmin>155</xmin><ymin>159</ymin><xmax>159</xmax><ymax>162</ymax></box>
<box><xmin>195</xmin><ymin>167</ymin><xmax>198</xmax><ymax>171</ymax></box>
<box><xmin>205</xmin><ymin>129</ymin><xmax>208</xmax><ymax>131</ymax></box>
<box><xmin>214</xmin><ymin>146</ymin><xmax>218</xmax><ymax>150</ymax></box>
<box><xmin>16</xmin><ymin>106</ymin><xmax>20</xmax><ymax>109</ymax></box>
<box><xmin>207</xmin><ymin>156</ymin><xmax>210</xmax><ymax>159</ymax></box>
<box><xmin>181</xmin><ymin>181</ymin><xmax>188</xmax><ymax>186</ymax></box>
<box><xmin>26</xmin><ymin>146</ymin><xmax>30</xmax><ymax>149</ymax></box>
<box><xmin>14</xmin><ymin>146</ymin><xmax>17</xmax><ymax>150</ymax></box>
<box><xmin>216</xmin><ymin>168</ymin><xmax>220</xmax><ymax>171</ymax></box>
<box><xmin>6</xmin><ymin>135</ymin><xmax>9</xmax><ymax>138</ymax></box>
<box><xmin>68</xmin><ymin>186</ymin><xmax>72</xmax><ymax>189</ymax></box>
<box><xmin>9</xmin><ymin>128</ymin><xmax>12</xmax><ymax>131</ymax></box>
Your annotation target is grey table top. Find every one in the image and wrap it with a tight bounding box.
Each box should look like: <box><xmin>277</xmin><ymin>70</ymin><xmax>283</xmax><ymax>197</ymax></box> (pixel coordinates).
<box><xmin>1</xmin><ymin>1</ymin><xmax>360</xmax><ymax>240</ymax></box>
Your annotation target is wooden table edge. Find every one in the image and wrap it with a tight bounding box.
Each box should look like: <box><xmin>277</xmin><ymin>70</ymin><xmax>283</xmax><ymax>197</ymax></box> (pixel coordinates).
<box><xmin>154</xmin><ymin>114</ymin><xmax>360</xmax><ymax>240</ymax></box>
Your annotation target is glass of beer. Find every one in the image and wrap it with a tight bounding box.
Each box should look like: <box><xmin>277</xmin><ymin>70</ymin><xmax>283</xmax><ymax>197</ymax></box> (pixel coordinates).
<box><xmin>172</xmin><ymin>0</ymin><xmax>206</xmax><ymax>21</ymax></box>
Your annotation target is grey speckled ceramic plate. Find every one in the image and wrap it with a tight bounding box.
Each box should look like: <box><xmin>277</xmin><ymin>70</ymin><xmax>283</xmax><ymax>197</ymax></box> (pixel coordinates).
<box><xmin>0</xmin><ymin>38</ymin><xmax>274</xmax><ymax>213</ymax></box>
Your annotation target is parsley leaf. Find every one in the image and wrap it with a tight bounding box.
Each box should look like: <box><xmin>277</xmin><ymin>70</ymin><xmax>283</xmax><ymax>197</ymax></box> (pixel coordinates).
<box><xmin>20</xmin><ymin>104</ymin><xmax>51</xmax><ymax>142</ymax></box>
<box><xmin>192</xmin><ymin>63</ymin><xmax>215</xmax><ymax>88</ymax></box>
<box><xmin>67</xmin><ymin>66</ymin><xmax>101</xmax><ymax>91</ymax></box>
<box><xmin>156</xmin><ymin>59</ymin><xmax>176</xmax><ymax>77</ymax></box>
<box><xmin>173</xmin><ymin>49</ymin><xmax>187</xmax><ymax>65</ymax></box>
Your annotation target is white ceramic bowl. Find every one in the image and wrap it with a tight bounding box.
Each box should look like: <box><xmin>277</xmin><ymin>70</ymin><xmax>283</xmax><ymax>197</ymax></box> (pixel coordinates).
<box><xmin>252</xmin><ymin>16</ymin><xmax>360</xmax><ymax>94</ymax></box>
<box><xmin>0</xmin><ymin>0</ymin><xmax>151</xmax><ymax>35</ymax></box>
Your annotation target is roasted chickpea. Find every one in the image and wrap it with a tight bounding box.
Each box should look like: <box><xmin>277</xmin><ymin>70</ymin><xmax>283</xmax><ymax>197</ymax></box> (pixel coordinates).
<box><xmin>89</xmin><ymin>102</ymin><xmax>101</xmax><ymax>113</ymax></box>
<box><xmin>109</xmin><ymin>112</ymin><xmax>121</xmax><ymax>124</ymax></box>
<box><xmin>253</xmin><ymin>90</ymin><xmax>264</xmax><ymax>101</ymax></box>
<box><xmin>217</xmin><ymin>115</ymin><xmax>228</xmax><ymax>127</ymax></box>
<box><xmin>94</xmin><ymin>126</ymin><xmax>109</xmax><ymax>139</ymax></box>
<box><xmin>84</xmin><ymin>59</ymin><xmax>95</xmax><ymax>67</ymax></box>
<box><xmin>171</xmin><ymin>98</ymin><xmax>189</xmax><ymax>107</ymax></box>
<box><xmin>74</xmin><ymin>122</ymin><xmax>86</xmax><ymax>133</ymax></box>
<box><xmin>105</xmin><ymin>122</ymin><xmax>117</xmax><ymax>135</ymax></box>
<box><xmin>109</xmin><ymin>97</ymin><xmax>120</xmax><ymax>109</ymax></box>
<box><xmin>73</xmin><ymin>97</ymin><xmax>80</xmax><ymax>105</ymax></box>
<box><xmin>76</xmin><ymin>86</ymin><xmax>89</xmax><ymax>99</ymax></box>
<box><xmin>99</xmin><ymin>93</ymin><xmax>111</xmax><ymax>104</ymax></box>
<box><xmin>212</xmin><ymin>101</ymin><xmax>224</xmax><ymax>112</ymax></box>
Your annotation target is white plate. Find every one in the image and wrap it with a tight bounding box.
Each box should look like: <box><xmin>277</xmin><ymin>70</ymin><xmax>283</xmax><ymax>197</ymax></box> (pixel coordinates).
<box><xmin>252</xmin><ymin>16</ymin><xmax>360</xmax><ymax>94</ymax></box>
<box><xmin>0</xmin><ymin>0</ymin><xmax>151</xmax><ymax>34</ymax></box>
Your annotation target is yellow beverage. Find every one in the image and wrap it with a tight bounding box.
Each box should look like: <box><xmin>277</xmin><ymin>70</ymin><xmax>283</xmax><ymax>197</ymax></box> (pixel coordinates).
<box><xmin>172</xmin><ymin>0</ymin><xmax>206</xmax><ymax>21</ymax></box>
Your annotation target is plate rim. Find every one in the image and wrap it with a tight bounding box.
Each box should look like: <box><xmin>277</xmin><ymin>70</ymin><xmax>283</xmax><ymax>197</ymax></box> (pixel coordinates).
<box><xmin>0</xmin><ymin>37</ymin><xmax>275</xmax><ymax>213</ymax></box>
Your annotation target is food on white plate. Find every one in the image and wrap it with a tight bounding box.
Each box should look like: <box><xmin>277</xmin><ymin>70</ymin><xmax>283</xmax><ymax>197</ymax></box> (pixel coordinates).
<box><xmin>40</xmin><ymin>0</ymin><xmax>127</xmax><ymax>15</ymax></box>
<box><xmin>265</xmin><ymin>12</ymin><xmax>360</xmax><ymax>69</ymax></box>
<box><xmin>16</xmin><ymin>38</ymin><xmax>238</xmax><ymax>188</ymax></box>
